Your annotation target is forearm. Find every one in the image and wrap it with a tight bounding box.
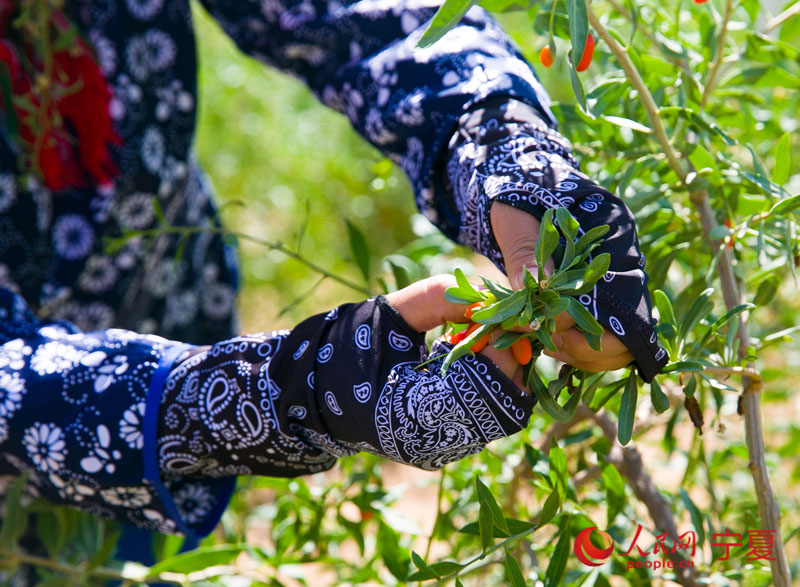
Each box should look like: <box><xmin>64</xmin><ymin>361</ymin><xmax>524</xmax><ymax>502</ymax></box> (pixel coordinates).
<box><xmin>157</xmin><ymin>296</ymin><xmax>535</xmax><ymax>477</ymax></box>
<box><xmin>444</xmin><ymin>98</ymin><xmax>667</xmax><ymax>380</ymax></box>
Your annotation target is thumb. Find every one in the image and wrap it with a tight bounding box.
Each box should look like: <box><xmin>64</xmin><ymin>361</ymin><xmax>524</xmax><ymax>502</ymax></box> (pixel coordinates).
<box><xmin>490</xmin><ymin>202</ymin><xmax>550</xmax><ymax>290</ymax></box>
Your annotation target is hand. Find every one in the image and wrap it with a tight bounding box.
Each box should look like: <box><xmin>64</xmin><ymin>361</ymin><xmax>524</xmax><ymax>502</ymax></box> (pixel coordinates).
<box><xmin>490</xmin><ymin>202</ymin><xmax>634</xmax><ymax>372</ymax></box>
<box><xmin>385</xmin><ymin>275</ymin><xmax>524</xmax><ymax>386</ymax></box>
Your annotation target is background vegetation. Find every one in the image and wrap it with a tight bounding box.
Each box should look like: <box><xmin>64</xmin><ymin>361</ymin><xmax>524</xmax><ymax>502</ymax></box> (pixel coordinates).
<box><xmin>3</xmin><ymin>0</ymin><xmax>800</xmax><ymax>584</ymax></box>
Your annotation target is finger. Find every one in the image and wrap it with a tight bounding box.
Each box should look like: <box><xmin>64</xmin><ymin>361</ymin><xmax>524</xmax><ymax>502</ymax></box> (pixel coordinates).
<box><xmin>385</xmin><ymin>274</ymin><xmax>471</xmax><ymax>332</ymax></box>
<box><xmin>553</xmin><ymin>328</ymin><xmax>630</xmax><ymax>362</ymax></box>
<box><xmin>491</xmin><ymin>202</ymin><xmax>554</xmax><ymax>290</ymax></box>
<box><xmin>544</xmin><ymin>352</ymin><xmax>634</xmax><ymax>373</ymax></box>
<box><xmin>480</xmin><ymin>345</ymin><xmax>521</xmax><ymax>383</ymax></box>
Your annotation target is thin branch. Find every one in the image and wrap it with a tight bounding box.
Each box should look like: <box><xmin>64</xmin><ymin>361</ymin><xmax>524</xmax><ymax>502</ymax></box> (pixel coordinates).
<box><xmin>586</xmin><ymin>2</ymin><xmax>686</xmax><ymax>181</ymax></box>
<box><xmin>591</xmin><ymin>0</ymin><xmax>791</xmax><ymax>579</ymax></box>
<box><xmin>424</xmin><ymin>470</ymin><xmax>447</xmax><ymax>562</ymax></box>
<box><xmin>110</xmin><ymin>225</ymin><xmax>373</xmax><ymax>296</ymax></box>
<box><xmin>764</xmin><ymin>1</ymin><xmax>800</xmax><ymax>35</ymax></box>
<box><xmin>578</xmin><ymin>407</ymin><xmax>700</xmax><ymax>587</ymax></box>
<box><xmin>703</xmin><ymin>365</ymin><xmax>762</xmax><ymax>383</ymax></box>
<box><xmin>700</xmin><ymin>0</ymin><xmax>734</xmax><ymax>111</ymax></box>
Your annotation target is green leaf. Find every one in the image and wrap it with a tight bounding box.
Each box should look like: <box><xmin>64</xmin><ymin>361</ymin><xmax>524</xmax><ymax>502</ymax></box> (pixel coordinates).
<box><xmin>407</xmin><ymin>561</ymin><xmax>463</xmax><ymax>581</ymax></box>
<box><xmin>505</xmin><ymin>552</ymin><xmax>526</xmax><ymax>587</ymax></box>
<box><xmin>650</xmin><ymin>380</ymin><xmax>670</xmax><ymax>413</ymax></box>
<box><xmin>679</xmin><ymin>489</ymin><xmax>706</xmax><ymax>548</ymax></box>
<box><xmin>754</xmin><ymin>276</ymin><xmax>780</xmax><ymax>306</ymax></box>
<box><xmin>440</xmin><ymin>323</ymin><xmax>493</xmax><ymax>376</ymax></box>
<box><xmin>471</xmin><ymin>290</ymin><xmax>527</xmax><ymax>324</ymax></box>
<box><xmin>601</xmin><ymin>115</ymin><xmax>652</xmax><ymax>134</ymax></box>
<box><xmin>678</xmin><ymin>287</ymin><xmax>714</xmax><ymax>340</ymax></box>
<box><xmin>617</xmin><ymin>370</ymin><xmax>638</xmax><ymax>445</ymax></box>
<box><xmin>445</xmin><ymin>267</ymin><xmax>484</xmax><ymax>304</ymax></box>
<box><xmin>661</xmin><ymin>361</ymin><xmax>704</xmax><ymax>374</ymax></box>
<box><xmin>346</xmin><ymin>220</ymin><xmax>370</xmax><ymax>283</ymax></box>
<box><xmin>0</xmin><ymin>471</ymin><xmax>29</xmax><ymax>547</ymax></box>
<box><xmin>418</xmin><ymin>0</ymin><xmax>476</xmax><ymax>47</ymax></box>
<box><xmin>583</xmin><ymin>253</ymin><xmax>611</xmax><ymax>286</ymax></box>
<box><xmin>566</xmin><ymin>297</ymin><xmax>604</xmax><ymax>338</ymax></box>
<box><xmin>480</xmin><ymin>275</ymin><xmax>515</xmax><ymax>298</ymax></box>
<box><xmin>569</xmin><ymin>64</ymin><xmax>587</xmax><ymax>111</ymax></box>
<box><xmin>601</xmin><ymin>464</ymin><xmax>626</xmax><ymax>525</ymax></box>
<box><xmin>538</xmin><ymin>487</ymin><xmax>561</xmax><ymax>527</ymax></box>
<box><xmin>493</xmin><ymin>331</ymin><xmax>526</xmax><ymax>349</ymax></box>
<box><xmin>543</xmin><ymin>517</ymin><xmax>572</xmax><ymax>587</ymax></box>
<box><xmin>653</xmin><ymin>289</ymin><xmax>676</xmax><ymax>326</ymax></box>
<box><xmin>770</xmin><ymin>194</ymin><xmax>800</xmax><ymax>216</ymax></box>
<box><xmin>535</xmin><ymin>208</ymin><xmax>560</xmax><ymax>274</ymax></box>
<box><xmin>566</xmin><ymin>0</ymin><xmax>589</xmax><ymax>66</ymax></box>
<box><xmin>476</xmin><ymin>477</ymin><xmax>509</xmax><ymax>534</ymax></box>
<box><xmin>147</xmin><ymin>545</ymin><xmax>245</xmax><ymax>575</ymax></box>
<box><xmin>478</xmin><ymin>501</ymin><xmax>494</xmax><ymax>552</ymax></box>
<box><xmin>555</xmin><ymin>207</ymin><xmax>580</xmax><ymax>242</ymax></box>
<box><xmin>574</xmin><ymin>224</ymin><xmax>610</xmax><ymax>254</ymax></box>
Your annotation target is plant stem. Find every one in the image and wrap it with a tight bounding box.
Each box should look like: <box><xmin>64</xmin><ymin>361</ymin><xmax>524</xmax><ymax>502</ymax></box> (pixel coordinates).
<box><xmin>424</xmin><ymin>470</ymin><xmax>447</xmax><ymax>562</ymax></box>
<box><xmin>700</xmin><ymin>0</ymin><xmax>734</xmax><ymax>111</ymax></box>
<box><xmin>111</xmin><ymin>225</ymin><xmax>373</xmax><ymax>296</ymax></box>
<box><xmin>590</xmin><ymin>1</ymin><xmax>791</xmax><ymax>580</ymax></box>
<box><xmin>763</xmin><ymin>1</ymin><xmax>800</xmax><ymax>35</ymax></box>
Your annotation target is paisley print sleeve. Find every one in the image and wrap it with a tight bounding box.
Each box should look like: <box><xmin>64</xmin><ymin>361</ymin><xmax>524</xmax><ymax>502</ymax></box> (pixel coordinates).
<box><xmin>0</xmin><ymin>286</ymin><xmax>233</xmax><ymax>537</ymax></box>
<box><xmin>197</xmin><ymin>0</ymin><xmax>555</xmax><ymax>237</ymax></box>
<box><xmin>158</xmin><ymin>296</ymin><xmax>535</xmax><ymax>477</ymax></box>
<box><xmin>443</xmin><ymin>98</ymin><xmax>668</xmax><ymax>381</ymax></box>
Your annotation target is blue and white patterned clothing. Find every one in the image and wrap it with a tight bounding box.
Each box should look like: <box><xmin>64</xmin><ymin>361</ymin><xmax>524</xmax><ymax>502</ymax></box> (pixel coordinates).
<box><xmin>0</xmin><ymin>0</ymin><xmax>665</xmax><ymax>538</ymax></box>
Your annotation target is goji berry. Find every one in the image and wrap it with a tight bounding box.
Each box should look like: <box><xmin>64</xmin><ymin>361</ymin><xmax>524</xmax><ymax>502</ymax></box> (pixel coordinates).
<box><xmin>576</xmin><ymin>34</ymin><xmax>595</xmax><ymax>72</ymax></box>
<box><xmin>539</xmin><ymin>46</ymin><xmax>554</xmax><ymax>68</ymax></box>
<box><xmin>511</xmin><ymin>338</ymin><xmax>533</xmax><ymax>365</ymax></box>
<box><xmin>471</xmin><ymin>332</ymin><xmax>491</xmax><ymax>353</ymax></box>
<box><xmin>464</xmin><ymin>302</ymin><xmax>483</xmax><ymax>320</ymax></box>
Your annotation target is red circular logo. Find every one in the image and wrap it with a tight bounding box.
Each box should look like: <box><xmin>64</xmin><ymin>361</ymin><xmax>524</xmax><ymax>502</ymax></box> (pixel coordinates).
<box><xmin>574</xmin><ymin>526</ymin><xmax>615</xmax><ymax>567</ymax></box>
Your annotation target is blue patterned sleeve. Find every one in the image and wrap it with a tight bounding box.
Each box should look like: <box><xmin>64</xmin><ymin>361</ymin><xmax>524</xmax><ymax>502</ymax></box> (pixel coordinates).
<box><xmin>0</xmin><ymin>287</ymin><xmax>234</xmax><ymax>537</ymax></box>
<box><xmin>197</xmin><ymin>0</ymin><xmax>555</xmax><ymax>234</ymax></box>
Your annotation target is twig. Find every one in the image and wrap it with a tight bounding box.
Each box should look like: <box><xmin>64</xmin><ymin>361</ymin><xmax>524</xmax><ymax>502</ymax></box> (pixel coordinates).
<box><xmin>703</xmin><ymin>365</ymin><xmax>762</xmax><ymax>383</ymax></box>
<box><xmin>424</xmin><ymin>470</ymin><xmax>447</xmax><ymax>562</ymax></box>
<box><xmin>109</xmin><ymin>225</ymin><xmax>373</xmax><ymax>296</ymax></box>
<box><xmin>586</xmin><ymin>2</ymin><xmax>686</xmax><ymax>179</ymax></box>
<box><xmin>579</xmin><ymin>407</ymin><xmax>700</xmax><ymax>587</ymax></box>
<box><xmin>764</xmin><ymin>2</ymin><xmax>800</xmax><ymax>35</ymax></box>
<box><xmin>700</xmin><ymin>0</ymin><xmax>734</xmax><ymax>111</ymax></box>
<box><xmin>590</xmin><ymin>1</ymin><xmax>791</xmax><ymax>580</ymax></box>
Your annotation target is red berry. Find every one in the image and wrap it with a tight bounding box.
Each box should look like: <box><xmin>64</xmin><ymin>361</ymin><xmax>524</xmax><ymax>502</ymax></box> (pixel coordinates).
<box><xmin>576</xmin><ymin>34</ymin><xmax>596</xmax><ymax>72</ymax></box>
<box><xmin>539</xmin><ymin>46</ymin><xmax>554</xmax><ymax>68</ymax></box>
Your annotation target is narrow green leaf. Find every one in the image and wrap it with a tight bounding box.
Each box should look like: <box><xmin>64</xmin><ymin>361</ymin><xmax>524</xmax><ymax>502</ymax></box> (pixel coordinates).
<box><xmin>569</xmin><ymin>64</ymin><xmax>587</xmax><ymax>111</ymax></box>
<box><xmin>617</xmin><ymin>370</ymin><xmax>638</xmax><ymax>445</ymax></box>
<box><xmin>602</xmin><ymin>115</ymin><xmax>652</xmax><ymax>134</ymax></box>
<box><xmin>574</xmin><ymin>224</ymin><xmax>609</xmax><ymax>255</ymax></box>
<box><xmin>471</xmin><ymin>290</ymin><xmax>527</xmax><ymax>324</ymax></box>
<box><xmin>679</xmin><ymin>489</ymin><xmax>706</xmax><ymax>547</ymax></box>
<box><xmin>147</xmin><ymin>545</ymin><xmax>245</xmax><ymax>575</ymax></box>
<box><xmin>535</xmin><ymin>208</ymin><xmax>559</xmax><ymax>274</ymax></box>
<box><xmin>566</xmin><ymin>297</ymin><xmax>604</xmax><ymax>337</ymax></box>
<box><xmin>440</xmin><ymin>323</ymin><xmax>493</xmax><ymax>376</ymax></box>
<box><xmin>555</xmin><ymin>207</ymin><xmax>580</xmax><ymax>242</ymax></box>
<box><xmin>478</xmin><ymin>502</ymin><xmax>494</xmax><ymax>552</ymax></box>
<box><xmin>418</xmin><ymin>0</ymin><xmax>476</xmax><ymax>47</ymax></box>
<box><xmin>476</xmin><ymin>477</ymin><xmax>509</xmax><ymax>534</ymax></box>
<box><xmin>650</xmin><ymin>379</ymin><xmax>670</xmax><ymax>413</ymax></box>
<box><xmin>505</xmin><ymin>552</ymin><xmax>526</xmax><ymax>587</ymax></box>
<box><xmin>480</xmin><ymin>275</ymin><xmax>514</xmax><ymax>299</ymax></box>
<box><xmin>566</xmin><ymin>0</ymin><xmax>589</xmax><ymax>66</ymax></box>
<box><xmin>0</xmin><ymin>471</ymin><xmax>29</xmax><ymax>547</ymax></box>
<box><xmin>661</xmin><ymin>361</ymin><xmax>704</xmax><ymax>374</ymax></box>
<box><xmin>583</xmin><ymin>253</ymin><xmax>611</xmax><ymax>286</ymax></box>
<box><xmin>543</xmin><ymin>517</ymin><xmax>572</xmax><ymax>587</ymax></box>
<box><xmin>653</xmin><ymin>290</ymin><xmax>676</xmax><ymax>326</ymax></box>
<box><xmin>770</xmin><ymin>194</ymin><xmax>800</xmax><ymax>216</ymax></box>
<box><xmin>538</xmin><ymin>487</ymin><xmax>561</xmax><ymax>527</ymax></box>
<box><xmin>493</xmin><ymin>330</ymin><xmax>526</xmax><ymax>349</ymax></box>
<box><xmin>773</xmin><ymin>132</ymin><xmax>791</xmax><ymax>186</ymax></box>
<box><xmin>346</xmin><ymin>220</ymin><xmax>371</xmax><ymax>283</ymax></box>
<box><xmin>602</xmin><ymin>465</ymin><xmax>626</xmax><ymax>525</ymax></box>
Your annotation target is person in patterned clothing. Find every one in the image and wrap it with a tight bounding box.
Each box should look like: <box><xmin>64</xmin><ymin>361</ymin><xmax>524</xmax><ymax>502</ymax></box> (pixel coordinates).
<box><xmin>0</xmin><ymin>0</ymin><xmax>666</xmax><ymax>547</ymax></box>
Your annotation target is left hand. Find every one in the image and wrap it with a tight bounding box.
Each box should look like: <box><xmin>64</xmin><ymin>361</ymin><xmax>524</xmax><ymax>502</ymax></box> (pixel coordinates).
<box><xmin>490</xmin><ymin>202</ymin><xmax>634</xmax><ymax>372</ymax></box>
